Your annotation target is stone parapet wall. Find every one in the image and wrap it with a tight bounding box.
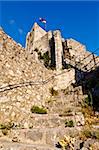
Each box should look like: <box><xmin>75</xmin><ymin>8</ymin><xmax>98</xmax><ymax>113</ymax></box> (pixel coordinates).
<box><xmin>66</xmin><ymin>38</ymin><xmax>86</xmax><ymax>52</ymax></box>
<box><xmin>53</xmin><ymin>69</ymin><xmax>75</xmax><ymax>90</ymax></box>
<box><xmin>66</xmin><ymin>38</ymin><xmax>86</xmax><ymax>62</ymax></box>
<box><xmin>64</xmin><ymin>38</ymin><xmax>99</xmax><ymax>71</ymax></box>
<box><xmin>0</xmin><ymin>28</ymin><xmax>53</xmax><ymax>105</ymax></box>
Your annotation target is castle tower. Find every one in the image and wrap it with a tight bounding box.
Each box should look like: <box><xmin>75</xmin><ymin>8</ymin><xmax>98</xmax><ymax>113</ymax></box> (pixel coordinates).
<box><xmin>26</xmin><ymin>22</ymin><xmax>47</xmax><ymax>52</ymax></box>
<box><xmin>32</xmin><ymin>22</ymin><xmax>47</xmax><ymax>42</ymax></box>
<box><xmin>26</xmin><ymin>23</ymin><xmax>63</xmax><ymax>71</ymax></box>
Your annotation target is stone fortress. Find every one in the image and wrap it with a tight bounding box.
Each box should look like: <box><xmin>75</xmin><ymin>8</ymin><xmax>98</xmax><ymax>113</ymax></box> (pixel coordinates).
<box><xmin>26</xmin><ymin>22</ymin><xmax>99</xmax><ymax>72</ymax></box>
<box><xmin>0</xmin><ymin>23</ymin><xmax>99</xmax><ymax>149</ymax></box>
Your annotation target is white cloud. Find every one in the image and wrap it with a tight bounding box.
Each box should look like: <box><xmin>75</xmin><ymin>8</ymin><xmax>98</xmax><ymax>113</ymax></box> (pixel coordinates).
<box><xmin>18</xmin><ymin>28</ymin><xmax>23</xmax><ymax>35</ymax></box>
<box><xmin>9</xmin><ymin>19</ymin><xmax>24</xmax><ymax>35</ymax></box>
<box><xmin>9</xmin><ymin>19</ymin><xmax>15</xmax><ymax>25</ymax></box>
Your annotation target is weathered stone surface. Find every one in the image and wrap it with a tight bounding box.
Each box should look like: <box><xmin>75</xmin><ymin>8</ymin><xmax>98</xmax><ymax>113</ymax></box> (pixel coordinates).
<box><xmin>26</xmin><ymin>130</ymin><xmax>43</xmax><ymax>142</ymax></box>
<box><xmin>0</xmin><ymin>22</ymin><xmax>98</xmax><ymax>150</ymax></box>
<box><xmin>83</xmin><ymin>138</ymin><xmax>98</xmax><ymax>149</ymax></box>
<box><xmin>75</xmin><ymin>112</ymin><xmax>85</xmax><ymax>126</ymax></box>
<box><xmin>53</xmin><ymin>69</ymin><xmax>75</xmax><ymax>90</ymax></box>
<box><xmin>65</xmin><ymin>38</ymin><xmax>99</xmax><ymax>72</ymax></box>
<box><xmin>0</xmin><ymin>141</ymin><xmax>54</xmax><ymax>150</ymax></box>
<box><xmin>53</xmin><ymin>30</ymin><xmax>63</xmax><ymax>70</ymax></box>
<box><xmin>91</xmin><ymin>142</ymin><xmax>99</xmax><ymax>150</ymax></box>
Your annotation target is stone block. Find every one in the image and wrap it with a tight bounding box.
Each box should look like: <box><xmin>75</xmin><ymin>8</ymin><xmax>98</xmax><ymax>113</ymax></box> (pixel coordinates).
<box><xmin>26</xmin><ymin>129</ymin><xmax>43</xmax><ymax>142</ymax></box>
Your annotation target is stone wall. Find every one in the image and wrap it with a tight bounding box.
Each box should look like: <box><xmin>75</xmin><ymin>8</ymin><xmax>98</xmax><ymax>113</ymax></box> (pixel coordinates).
<box><xmin>31</xmin><ymin>31</ymin><xmax>52</xmax><ymax>54</ymax></box>
<box><xmin>53</xmin><ymin>30</ymin><xmax>63</xmax><ymax>70</ymax></box>
<box><xmin>0</xmin><ymin>28</ymin><xmax>53</xmax><ymax>109</ymax></box>
<box><xmin>65</xmin><ymin>38</ymin><xmax>87</xmax><ymax>62</ymax></box>
<box><xmin>64</xmin><ymin>38</ymin><xmax>99</xmax><ymax>71</ymax></box>
<box><xmin>0</xmin><ymin>28</ymin><xmax>77</xmax><ymax>124</ymax></box>
<box><xmin>53</xmin><ymin>69</ymin><xmax>75</xmax><ymax>90</ymax></box>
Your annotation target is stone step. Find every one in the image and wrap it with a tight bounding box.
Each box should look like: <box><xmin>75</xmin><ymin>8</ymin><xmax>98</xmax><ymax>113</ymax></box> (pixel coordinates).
<box><xmin>26</xmin><ymin>113</ymin><xmax>74</xmax><ymax>128</ymax></box>
<box><xmin>1</xmin><ymin>131</ymin><xmax>98</xmax><ymax>150</ymax></box>
<box><xmin>46</xmin><ymin>101</ymin><xmax>82</xmax><ymax>113</ymax></box>
<box><xmin>6</xmin><ymin>112</ymin><xmax>84</xmax><ymax>129</ymax></box>
<box><xmin>0</xmin><ymin>140</ymin><xmax>57</xmax><ymax>150</ymax></box>
<box><xmin>0</xmin><ymin>127</ymin><xmax>82</xmax><ymax>147</ymax></box>
<box><xmin>0</xmin><ymin>112</ymin><xmax>84</xmax><ymax>130</ymax></box>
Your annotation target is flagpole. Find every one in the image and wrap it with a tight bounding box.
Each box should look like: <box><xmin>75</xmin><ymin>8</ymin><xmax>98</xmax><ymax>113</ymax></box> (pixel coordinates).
<box><xmin>44</xmin><ymin>23</ymin><xmax>46</xmax><ymax>30</ymax></box>
<box><xmin>39</xmin><ymin>17</ymin><xmax>47</xmax><ymax>30</ymax></box>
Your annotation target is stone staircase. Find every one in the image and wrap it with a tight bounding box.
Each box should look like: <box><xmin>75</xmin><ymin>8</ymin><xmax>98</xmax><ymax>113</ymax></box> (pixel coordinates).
<box><xmin>0</xmin><ymin>140</ymin><xmax>54</xmax><ymax>150</ymax></box>
<box><xmin>0</xmin><ymin>84</ymin><xmax>85</xmax><ymax>149</ymax></box>
<box><xmin>0</xmin><ymin>112</ymin><xmax>84</xmax><ymax>150</ymax></box>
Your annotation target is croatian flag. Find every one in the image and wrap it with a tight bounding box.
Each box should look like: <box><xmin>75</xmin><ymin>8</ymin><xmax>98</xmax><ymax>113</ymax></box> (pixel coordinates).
<box><xmin>39</xmin><ymin>18</ymin><xmax>47</xmax><ymax>24</ymax></box>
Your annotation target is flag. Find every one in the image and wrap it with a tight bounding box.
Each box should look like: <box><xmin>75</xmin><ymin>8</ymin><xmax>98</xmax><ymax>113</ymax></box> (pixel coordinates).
<box><xmin>39</xmin><ymin>18</ymin><xmax>47</xmax><ymax>24</ymax></box>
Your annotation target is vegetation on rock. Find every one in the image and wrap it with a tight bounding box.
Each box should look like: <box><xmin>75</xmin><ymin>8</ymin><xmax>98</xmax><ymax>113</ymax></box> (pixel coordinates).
<box><xmin>31</xmin><ymin>105</ymin><xmax>47</xmax><ymax>114</ymax></box>
<box><xmin>65</xmin><ymin>120</ymin><xmax>74</xmax><ymax>127</ymax></box>
<box><xmin>0</xmin><ymin>122</ymin><xmax>14</xmax><ymax>130</ymax></box>
<box><xmin>38</xmin><ymin>51</ymin><xmax>50</xmax><ymax>68</ymax></box>
<box><xmin>82</xmin><ymin>129</ymin><xmax>99</xmax><ymax>140</ymax></box>
<box><xmin>56</xmin><ymin>135</ymin><xmax>75</xmax><ymax>150</ymax></box>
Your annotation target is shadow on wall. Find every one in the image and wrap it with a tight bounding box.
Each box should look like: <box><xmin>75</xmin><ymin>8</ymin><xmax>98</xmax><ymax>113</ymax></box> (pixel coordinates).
<box><xmin>75</xmin><ymin>66</ymin><xmax>99</xmax><ymax>112</ymax></box>
<box><xmin>49</xmin><ymin>33</ymin><xmax>56</xmax><ymax>69</ymax></box>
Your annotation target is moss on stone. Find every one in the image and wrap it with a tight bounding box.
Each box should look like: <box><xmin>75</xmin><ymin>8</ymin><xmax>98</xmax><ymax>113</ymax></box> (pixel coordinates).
<box><xmin>31</xmin><ymin>105</ymin><xmax>47</xmax><ymax>114</ymax></box>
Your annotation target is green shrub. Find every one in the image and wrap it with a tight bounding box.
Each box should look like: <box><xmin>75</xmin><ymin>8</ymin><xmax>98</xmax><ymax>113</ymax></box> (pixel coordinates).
<box><xmin>66</xmin><ymin>64</ymin><xmax>72</xmax><ymax>69</ymax></box>
<box><xmin>83</xmin><ymin>130</ymin><xmax>92</xmax><ymax>138</ymax></box>
<box><xmin>0</xmin><ymin>122</ymin><xmax>14</xmax><ymax>130</ymax></box>
<box><xmin>38</xmin><ymin>52</ymin><xmax>43</xmax><ymax>60</ymax></box>
<box><xmin>84</xmin><ymin>96</ymin><xmax>90</xmax><ymax>105</ymax></box>
<box><xmin>65</xmin><ymin>120</ymin><xmax>74</xmax><ymax>127</ymax></box>
<box><xmin>0</xmin><ymin>122</ymin><xmax>14</xmax><ymax>136</ymax></box>
<box><xmin>31</xmin><ymin>105</ymin><xmax>47</xmax><ymax>114</ymax></box>
<box><xmin>94</xmin><ymin>131</ymin><xmax>99</xmax><ymax>139</ymax></box>
<box><xmin>56</xmin><ymin>135</ymin><xmax>75</xmax><ymax>149</ymax></box>
<box><xmin>82</xmin><ymin>129</ymin><xmax>99</xmax><ymax>139</ymax></box>
<box><xmin>38</xmin><ymin>51</ymin><xmax>50</xmax><ymax>68</ymax></box>
<box><xmin>0</xmin><ymin>124</ymin><xmax>6</xmax><ymax>129</ymax></box>
<box><xmin>84</xmin><ymin>91</ymin><xmax>93</xmax><ymax>107</ymax></box>
<box><xmin>42</xmin><ymin>51</ymin><xmax>50</xmax><ymax>67</ymax></box>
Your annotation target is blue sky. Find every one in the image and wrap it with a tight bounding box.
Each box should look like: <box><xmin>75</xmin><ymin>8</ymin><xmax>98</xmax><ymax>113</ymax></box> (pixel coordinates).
<box><xmin>0</xmin><ymin>1</ymin><xmax>99</xmax><ymax>54</ymax></box>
